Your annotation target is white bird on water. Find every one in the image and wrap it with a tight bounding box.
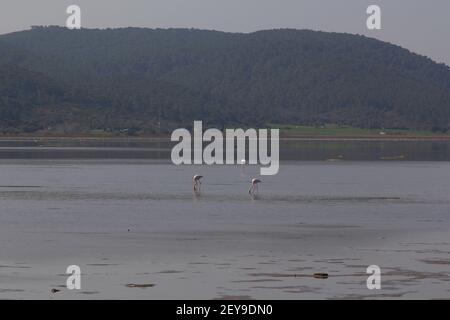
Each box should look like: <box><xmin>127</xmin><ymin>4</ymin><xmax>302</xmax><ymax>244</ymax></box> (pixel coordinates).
<box><xmin>248</xmin><ymin>178</ymin><xmax>261</xmax><ymax>195</ymax></box>
<box><xmin>193</xmin><ymin>175</ymin><xmax>203</xmax><ymax>192</ymax></box>
<box><xmin>240</xmin><ymin>159</ymin><xmax>247</xmax><ymax>176</ymax></box>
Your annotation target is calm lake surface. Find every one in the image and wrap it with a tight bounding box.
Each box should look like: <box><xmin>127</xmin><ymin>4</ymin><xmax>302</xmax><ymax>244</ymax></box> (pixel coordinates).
<box><xmin>0</xmin><ymin>141</ymin><xmax>449</xmax><ymax>299</ymax></box>
<box><xmin>0</xmin><ymin>139</ymin><xmax>450</xmax><ymax>160</ymax></box>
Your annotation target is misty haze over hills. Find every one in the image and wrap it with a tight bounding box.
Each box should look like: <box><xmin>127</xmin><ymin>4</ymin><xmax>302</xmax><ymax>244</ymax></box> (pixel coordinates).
<box><xmin>0</xmin><ymin>26</ymin><xmax>450</xmax><ymax>135</ymax></box>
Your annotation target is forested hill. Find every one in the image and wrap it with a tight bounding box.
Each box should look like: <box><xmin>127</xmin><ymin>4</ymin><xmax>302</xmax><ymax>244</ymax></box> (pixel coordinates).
<box><xmin>1</xmin><ymin>26</ymin><xmax>450</xmax><ymax>135</ymax></box>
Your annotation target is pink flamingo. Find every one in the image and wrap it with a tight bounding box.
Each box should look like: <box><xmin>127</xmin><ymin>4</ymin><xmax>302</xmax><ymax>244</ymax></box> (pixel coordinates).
<box><xmin>248</xmin><ymin>178</ymin><xmax>261</xmax><ymax>195</ymax></box>
<box><xmin>193</xmin><ymin>175</ymin><xmax>203</xmax><ymax>192</ymax></box>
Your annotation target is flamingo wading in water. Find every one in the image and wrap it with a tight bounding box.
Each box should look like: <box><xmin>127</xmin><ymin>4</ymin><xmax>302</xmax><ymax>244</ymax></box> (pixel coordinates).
<box><xmin>249</xmin><ymin>178</ymin><xmax>261</xmax><ymax>195</ymax></box>
<box><xmin>193</xmin><ymin>175</ymin><xmax>203</xmax><ymax>192</ymax></box>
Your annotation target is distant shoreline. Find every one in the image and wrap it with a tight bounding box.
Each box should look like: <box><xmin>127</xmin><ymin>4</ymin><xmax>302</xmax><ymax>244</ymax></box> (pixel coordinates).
<box><xmin>1</xmin><ymin>134</ymin><xmax>450</xmax><ymax>142</ymax></box>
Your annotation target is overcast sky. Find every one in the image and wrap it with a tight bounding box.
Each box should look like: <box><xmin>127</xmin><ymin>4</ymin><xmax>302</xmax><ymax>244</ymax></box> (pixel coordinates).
<box><xmin>0</xmin><ymin>0</ymin><xmax>449</xmax><ymax>65</ymax></box>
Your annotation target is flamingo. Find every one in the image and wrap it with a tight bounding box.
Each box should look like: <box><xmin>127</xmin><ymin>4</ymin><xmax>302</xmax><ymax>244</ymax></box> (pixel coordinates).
<box><xmin>248</xmin><ymin>178</ymin><xmax>261</xmax><ymax>195</ymax></box>
<box><xmin>193</xmin><ymin>175</ymin><xmax>203</xmax><ymax>192</ymax></box>
<box><xmin>240</xmin><ymin>159</ymin><xmax>247</xmax><ymax>176</ymax></box>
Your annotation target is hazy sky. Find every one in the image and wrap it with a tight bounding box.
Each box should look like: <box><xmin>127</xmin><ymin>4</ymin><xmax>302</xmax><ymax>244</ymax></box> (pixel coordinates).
<box><xmin>0</xmin><ymin>0</ymin><xmax>449</xmax><ymax>65</ymax></box>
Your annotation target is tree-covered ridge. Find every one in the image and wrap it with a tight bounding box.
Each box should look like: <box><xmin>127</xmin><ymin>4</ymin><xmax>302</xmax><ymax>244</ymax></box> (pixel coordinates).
<box><xmin>0</xmin><ymin>26</ymin><xmax>449</xmax><ymax>134</ymax></box>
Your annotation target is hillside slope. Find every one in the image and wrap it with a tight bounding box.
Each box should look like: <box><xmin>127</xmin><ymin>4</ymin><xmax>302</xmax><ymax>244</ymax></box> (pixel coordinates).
<box><xmin>0</xmin><ymin>26</ymin><xmax>450</xmax><ymax>134</ymax></box>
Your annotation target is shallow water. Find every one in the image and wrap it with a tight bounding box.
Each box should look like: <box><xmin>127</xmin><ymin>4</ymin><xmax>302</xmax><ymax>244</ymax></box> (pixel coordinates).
<box><xmin>1</xmin><ymin>139</ymin><xmax>450</xmax><ymax>161</ymax></box>
<box><xmin>0</xmin><ymin>149</ymin><xmax>449</xmax><ymax>299</ymax></box>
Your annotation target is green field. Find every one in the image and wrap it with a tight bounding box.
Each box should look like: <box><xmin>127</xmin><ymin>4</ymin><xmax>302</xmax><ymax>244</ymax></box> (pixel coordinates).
<box><xmin>272</xmin><ymin>124</ymin><xmax>450</xmax><ymax>137</ymax></box>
